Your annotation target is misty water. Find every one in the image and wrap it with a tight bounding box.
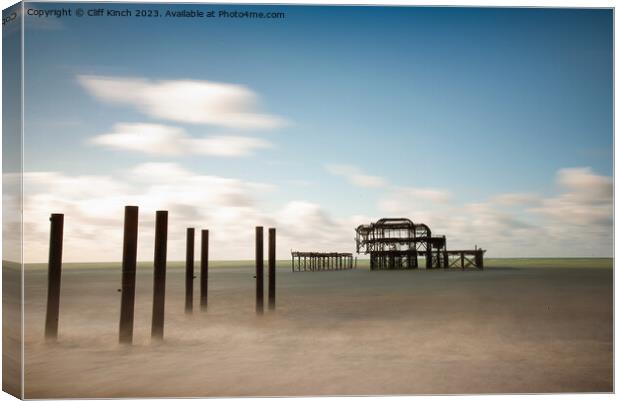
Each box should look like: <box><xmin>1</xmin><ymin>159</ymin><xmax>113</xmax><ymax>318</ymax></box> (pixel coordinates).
<box><xmin>15</xmin><ymin>262</ymin><xmax>613</xmax><ymax>397</ymax></box>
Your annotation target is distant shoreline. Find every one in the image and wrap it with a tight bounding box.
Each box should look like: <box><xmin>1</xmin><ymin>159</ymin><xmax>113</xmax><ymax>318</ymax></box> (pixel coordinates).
<box><xmin>3</xmin><ymin>257</ymin><xmax>613</xmax><ymax>270</ymax></box>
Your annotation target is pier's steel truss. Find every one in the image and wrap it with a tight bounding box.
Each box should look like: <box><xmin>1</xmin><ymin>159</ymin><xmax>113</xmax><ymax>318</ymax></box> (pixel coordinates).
<box><xmin>291</xmin><ymin>252</ymin><xmax>354</xmax><ymax>272</ymax></box>
<box><xmin>355</xmin><ymin>218</ymin><xmax>484</xmax><ymax>270</ymax></box>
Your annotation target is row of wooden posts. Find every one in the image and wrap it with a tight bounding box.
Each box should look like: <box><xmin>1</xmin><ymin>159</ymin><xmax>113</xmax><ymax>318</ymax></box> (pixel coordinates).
<box><xmin>44</xmin><ymin>206</ymin><xmax>277</xmax><ymax>345</ymax></box>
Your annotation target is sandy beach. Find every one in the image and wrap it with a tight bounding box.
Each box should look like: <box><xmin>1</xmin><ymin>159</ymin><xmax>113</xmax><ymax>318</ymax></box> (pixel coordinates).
<box><xmin>10</xmin><ymin>259</ymin><xmax>613</xmax><ymax>397</ymax></box>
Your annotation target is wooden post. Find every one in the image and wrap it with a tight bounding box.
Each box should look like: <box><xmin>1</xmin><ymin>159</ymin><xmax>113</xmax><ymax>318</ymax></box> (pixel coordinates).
<box><xmin>200</xmin><ymin>229</ymin><xmax>209</xmax><ymax>311</ymax></box>
<box><xmin>268</xmin><ymin>228</ymin><xmax>276</xmax><ymax>310</ymax></box>
<box><xmin>255</xmin><ymin>226</ymin><xmax>264</xmax><ymax>314</ymax></box>
<box><xmin>426</xmin><ymin>249</ymin><xmax>433</xmax><ymax>269</ymax></box>
<box><xmin>151</xmin><ymin>211</ymin><xmax>168</xmax><ymax>340</ymax></box>
<box><xmin>185</xmin><ymin>228</ymin><xmax>195</xmax><ymax>314</ymax></box>
<box><xmin>45</xmin><ymin>213</ymin><xmax>64</xmax><ymax>341</ymax></box>
<box><xmin>119</xmin><ymin>206</ymin><xmax>138</xmax><ymax>344</ymax></box>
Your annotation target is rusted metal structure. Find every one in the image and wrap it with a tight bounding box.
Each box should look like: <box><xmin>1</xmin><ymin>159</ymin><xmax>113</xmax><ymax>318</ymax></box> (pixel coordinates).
<box><xmin>355</xmin><ymin>218</ymin><xmax>484</xmax><ymax>270</ymax></box>
<box><xmin>444</xmin><ymin>248</ymin><xmax>485</xmax><ymax>269</ymax></box>
<box><xmin>291</xmin><ymin>251</ymin><xmax>354</xmax><ymax>272</ymax></box>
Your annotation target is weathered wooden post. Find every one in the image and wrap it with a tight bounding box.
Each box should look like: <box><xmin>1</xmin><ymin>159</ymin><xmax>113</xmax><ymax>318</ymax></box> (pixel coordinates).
<box><xmin>200</xmin><ymin>229</ymin><xmax>209</xmax><ymax>311</ymax></box>
<box><xmin>477</xmin><ymin>249</ymin><xmax>484</xmax><ymax>269</ymax></box>
<box><xmin>119</xmin><ymin>206</ymin><xmax>138</xmax><ymax>344</ymax></box>
<box><xmin>426</xmin><ymin>248</ymin><xmax>433</xmax><ymax>269</ymax></box>
<box><xmin>268</xmin><ymin>228</ymin><xmax>276</xmax><ymax>310</ymax></box>
<box><xmin>255</xmin><ymin>226</ymin><xmax>264</xmax><ymax>314</ymax></box>
<box><xmin>151</xmin><ymin>211</ymin><xmax>168</xmax><ymax>340</ymax></box>
<box><xmin>45</xmin><ymin>213</ymin><xmax>64</xmax><ymax>341</ymax></box>
<box><xmin>185</xmin><ymin>228</ymin><xmax>195</xmax><ymax>314</ymax></box>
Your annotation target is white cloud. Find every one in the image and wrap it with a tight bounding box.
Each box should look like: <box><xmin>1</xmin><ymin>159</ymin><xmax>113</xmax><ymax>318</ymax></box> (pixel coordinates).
<box><xmin>91</xmin><ymin>123</ymin><xmax>185</xmax><ymax>155</ymax></box>
<box><xmin>529</xmin><ymin>167</ymin><xmax>613</xmax><ymax>227</ymax></box>
<box><xmin>276</xmin><ymin>201</ymin><xmax>370</xmax><ymax>253</ymax></box>
<box><xmin>556</xmin><ymin>167</ymin><xmax>613</xmax><ymax>203</ymax></box>
<box><xmin>130</xmin><ymin>162</ymin><xmax>192</xmax><ymax>182</ymax></box>
<box><xmin>492</xmin><ymin>193</ymin><xmax>541</xmax><ymax>206</ymax></box>
<box><xmin>9</xmin><ymin>164</ymin><xmax>612</xmax><ymax>262</ymax></box>
<box><xmin>375</xmin><ymin>167</ymin><xmax>612</xmax><ymax>257</ymax></box>
<box><xmin>16</xmin><ymin>164</ymin><xmax>353</xmax><ymax>263</ymax></box>
<box><xmin>90</xmin><ymin>123</ymin><xmax>272</xmax><ymax>157</ymax></box>
<box><xmin>2</xmin><ymin>173</ymin><xmax>22</xmax><ymax>262</ymax></box>
<box><xmin>324</xmin><ymin>164</ymin><xmax>387</xmax><ymax>188</ymax></box>
<box><xmin>188</xmin><ymin>135</ymin><xmax>272</xmax><ymax>157</ymax></box>
<box><xmin>77</xmin><ymin>75</ymin><xmax>286</xmax><ymax>130</ymax></box>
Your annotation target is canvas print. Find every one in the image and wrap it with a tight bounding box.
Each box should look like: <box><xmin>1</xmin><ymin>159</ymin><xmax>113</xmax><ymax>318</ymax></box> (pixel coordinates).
<box><xmin>2</xmin><ymin>2</ymin><xmax>614</xmax><ymax>398</ymax></box>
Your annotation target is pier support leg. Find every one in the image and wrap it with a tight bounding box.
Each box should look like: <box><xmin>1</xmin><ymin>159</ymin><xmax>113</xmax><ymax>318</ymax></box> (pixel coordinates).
<box><xmin>151</xmin><ymin>211</ymin><xmax>168</xmax><ymax>341</ymax></box>
<box><xmin>185</xmin><ymin>228</ymin><xmax>195</xmax><ymax>314</ymax></box>
<box><xmin>200</xmin><ymin>230</ymin><xmax>209</xmax><ymax>311</ymax></box>
<box><xmin>45</xmin><ymin>213</ymin><xmax>64</xmax><ymax>341</ymax></box>
<box><xmin>268</xmin><ymin>228</ymin><xmax>276</xmax><ymax>310</ymax></box>
<box><xmin>119</xmin><ymin>206</ymin><xmax>138</xmax><ymax>344</ymax></box>
<box><xmin>255</xmin><ymin>227</ymin><xmax>264</xmax><ymax>314</ymax></box>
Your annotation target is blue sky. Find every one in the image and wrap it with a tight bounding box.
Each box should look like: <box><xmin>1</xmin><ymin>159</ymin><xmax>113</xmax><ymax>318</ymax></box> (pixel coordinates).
<box><xmin>12</xmin><ymin>4</ymin><xmax>614</xmax><ymax>261</ymax></box>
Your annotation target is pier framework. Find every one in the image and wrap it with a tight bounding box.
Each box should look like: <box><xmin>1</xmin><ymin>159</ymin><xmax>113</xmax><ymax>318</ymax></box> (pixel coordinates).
<box><xmin>291</xmin><ymin>252</ymin><xmax>354</xmax><ymax>272</ymax></box>
<box><xmin>355</xmin><ymin>218</ymin><xmax>484</xmax><ymax>270</ymax></box>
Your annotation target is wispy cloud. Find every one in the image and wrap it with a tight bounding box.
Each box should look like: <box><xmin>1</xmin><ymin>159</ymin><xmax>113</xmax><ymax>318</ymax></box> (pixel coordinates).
<box><xmin>324</xmin><ymin>163</ymin><xmax>387</xmax><ymax>188</ymax></box>
<box><xmin>13</xmin><ymin>164</ymin><xmax>357</xmax><ymax>262</ymax></box>
<box><xmin>6</xmin><ymin>163</ymin><xmax>612</xmax><ymax>262</ymax></box>
<box><xmin>376</xmin><ymin>167</ymin><xmax>612</xmax><ymax>257</ymax></box>
<box><xmin>529</xmin><ymin>167</ymin><xmax>613</xmax><ymax>227</ymax></box>
<box><xmin>379</xmin><ymin>187</ymin><xmax>453</xmax><ymax>211</ymax></box>
<box><xmin>492</xmin><ymin>193</ymin><xmax>541</xmax><ymax>206</ymax></box>
<box><xmin>77</xmin><ymin>75</ymin><xmax>287</xmax><ymax>130</ymax></box>
<box><xmin>90</xmin><ymin>123</ymin><xmax>272</xmax><ymax>157</ymax></box>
